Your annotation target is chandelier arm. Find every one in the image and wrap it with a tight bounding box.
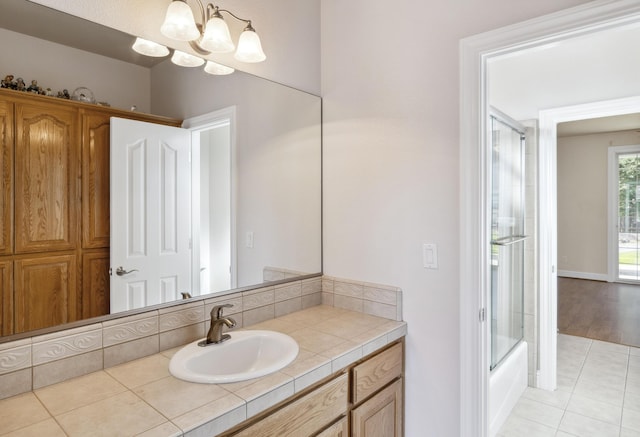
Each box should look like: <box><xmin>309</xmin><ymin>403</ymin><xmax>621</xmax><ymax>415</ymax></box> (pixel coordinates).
<box><xmin>190</xmin><ymin>0</ymin><xmax>207</xmax><ymax>26</ymax></box>
<box><xmin>215</xmin><ymin>8</ymin><xmax>252</xmax><ymax>26</ymax></box>
<box><xmin>189</xmin><ymin>40</ymin><xmax>211</xmax><ymax>56</ymax></box>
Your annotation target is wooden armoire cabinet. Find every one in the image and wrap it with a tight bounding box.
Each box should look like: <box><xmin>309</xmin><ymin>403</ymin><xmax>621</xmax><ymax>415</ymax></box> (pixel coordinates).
<box><xmin>0</xmin><ymin>89</ymin><xmax>181</xmax><ymax>335</ymax></box>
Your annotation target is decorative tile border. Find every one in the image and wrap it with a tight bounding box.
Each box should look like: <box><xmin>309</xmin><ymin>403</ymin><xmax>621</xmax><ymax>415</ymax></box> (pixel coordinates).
<box><xmin>0</xmin><ymin>274</ymin><xmax>403</xmax><ymax>400</ymax></box>
<box><xmin>0</xmin><ymin>339</ymin><xmax>31</xmax><ymax>375</ymax></box>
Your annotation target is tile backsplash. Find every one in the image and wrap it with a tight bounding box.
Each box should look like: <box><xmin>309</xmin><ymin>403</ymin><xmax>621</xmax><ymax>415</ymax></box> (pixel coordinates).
<box><xmin>0</xmin><ymin>275</ymin><xmax>403</xmax><ymax>400</ymax></box>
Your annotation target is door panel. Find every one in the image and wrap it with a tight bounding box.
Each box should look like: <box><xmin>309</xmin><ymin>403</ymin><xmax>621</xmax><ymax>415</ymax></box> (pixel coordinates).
<box><xmin>81</xmin><ymin>111</ymin><xmax>111</xmax><ymax>248</ymax></box>
<box><xmin>351</xmin><ymin>379</ymin><xmax>403</xmax><ymax>437</ymax></box>
<box><xmin>110</xmin><ymin>117</ymin><xmax>191</xmax><ymax>313</ymax></box>
<box><xmin>15</xmin><ymin>102</ymin><xmax>78</xmax><ymax>253</ymax></box>
<box><xmin>14</xmin><ymin>254</ymin><xmax>78</xmax><ymax>333</ymax></box>
<box><xmin>82</xmin><ymin>250</ymin><xmax>110</xmax><ymax>319</ymax></box>
<box><xmin>0</xmin><ymin>101</ymin><xmax>13</xmax><ymax>255</ymax></box>
<box><xmin>0</xmin><ymin>259</ymin><xmax>13</xmax><ymax>335</ymax></box>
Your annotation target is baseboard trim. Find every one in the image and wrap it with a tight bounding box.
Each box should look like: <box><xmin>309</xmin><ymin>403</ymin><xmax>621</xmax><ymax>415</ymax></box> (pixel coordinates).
<box><xmin>557</xmin><ymin>270</ymin><xmax>608</xmax><ymax>282</ymax></box>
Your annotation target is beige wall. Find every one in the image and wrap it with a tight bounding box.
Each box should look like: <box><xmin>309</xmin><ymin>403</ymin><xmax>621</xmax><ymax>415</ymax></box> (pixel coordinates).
<box><xmin>557</xmin><ymin>130</ymin><xmax>640</xmax><ymax>276</ymax></box>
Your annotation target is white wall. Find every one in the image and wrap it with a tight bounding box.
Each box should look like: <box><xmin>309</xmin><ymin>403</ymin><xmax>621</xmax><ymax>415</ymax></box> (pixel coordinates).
<box><xmin>558</xmin><ymin>129</ymin><xmax>640</xmax><ymax>276</ymax></box>
<box><xmin>0</xmin><ymin>28</ymin><xmax>150</xmax><ymax>112</ymax></box>
<box><xmin>321</xmin><ymin>1</ymin><xmax>590</xmax><ymax>435</ymax></box>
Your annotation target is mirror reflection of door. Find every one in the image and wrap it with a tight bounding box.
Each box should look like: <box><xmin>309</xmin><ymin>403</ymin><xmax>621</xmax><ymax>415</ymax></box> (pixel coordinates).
<box><xmin>110</xmin><ymin>110</ymin><xmax>235</xmax><ymax>313</ymax></box>
<box><xmin>109</xmin><ymin>117</ymin><xmax>192</xmax><ymax>313</ymax></box>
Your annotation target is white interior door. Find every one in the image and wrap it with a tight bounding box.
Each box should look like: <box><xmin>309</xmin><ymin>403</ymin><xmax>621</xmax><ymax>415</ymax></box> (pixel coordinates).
<box><xmin>110</xmin><ymin>117</ymin><xmax>191</xmax><ymax>313</ymax></box>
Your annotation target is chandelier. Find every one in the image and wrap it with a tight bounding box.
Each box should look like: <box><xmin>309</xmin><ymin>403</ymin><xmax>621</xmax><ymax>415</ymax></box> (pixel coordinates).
<box><xmin>132</xmin><ymin>0</ymin><xmax>266</xmax><ymax>75</ymax></box>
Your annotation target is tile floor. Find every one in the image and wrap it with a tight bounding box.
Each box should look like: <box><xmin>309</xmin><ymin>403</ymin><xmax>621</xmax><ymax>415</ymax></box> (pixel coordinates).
<box><xmin>498</xmin><ymin>334</ymin><xmax>640</xmax><ymax>437</ymax></box>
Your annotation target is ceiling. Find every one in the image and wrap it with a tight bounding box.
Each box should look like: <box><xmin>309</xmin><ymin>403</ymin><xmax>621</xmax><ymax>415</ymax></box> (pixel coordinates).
<box><xmin>558</xmin><ymin>113</ymin><xmax>640</xmax><ymax>137</ymax></box>
<box><xmin>0</xmin><ymin>0</ymin><xmax>164</xmax><ymax>68</ymax></box>
<box><xmin>489</xmin><ymin>21</ymin><xmax>640</xmax><ymax>137</ymax></box>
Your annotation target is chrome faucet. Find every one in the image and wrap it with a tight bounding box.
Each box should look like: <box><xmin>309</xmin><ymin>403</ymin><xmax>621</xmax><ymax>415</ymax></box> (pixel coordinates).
<box><xmin>199</xmin><ymin>304</ymin><xmax>236</xmax><ymax>347</ymax></box>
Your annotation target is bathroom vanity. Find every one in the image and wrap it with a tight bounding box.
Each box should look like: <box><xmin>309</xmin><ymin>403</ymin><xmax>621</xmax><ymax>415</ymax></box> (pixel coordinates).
<box><xmin>0</xmin><ymin>304</ymin><xmax>406</xmax><ymax>436</ymax></box>
<box><xmin>222</xmin><ymin>340</ymin><xmax>404</xmax><ymax>436</ymax></box>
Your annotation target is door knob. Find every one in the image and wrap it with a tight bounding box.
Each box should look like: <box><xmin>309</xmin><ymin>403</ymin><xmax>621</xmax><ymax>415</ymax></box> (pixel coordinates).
<box><xmin>115</xmin><ymin>266</ymin><xmax>139</xmax><ymax>276</ymax></box>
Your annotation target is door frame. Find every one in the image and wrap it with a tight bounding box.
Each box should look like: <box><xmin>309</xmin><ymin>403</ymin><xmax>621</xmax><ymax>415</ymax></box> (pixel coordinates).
<box><xmin>182</xmin><ymin>106</ymin><xmax>238</xmax><ymax>293</ymax></box>
<box><xmin>608</xmin><ymin>143</ymin><xmax>640</xmax><ymax>283</ymax></box>
<box><xmin>538</xmin><ymin>97</ymin><xmax>640</xmax><ymax>391</ymax></box>
<box><xmin>459</xmin><ymin>2</ymin><xmax>640</xmax><ymax>436</ymax></box>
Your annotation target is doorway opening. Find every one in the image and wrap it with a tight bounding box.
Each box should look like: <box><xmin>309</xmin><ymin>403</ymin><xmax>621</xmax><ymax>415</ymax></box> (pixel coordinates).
<box><xmin>460</xmin><ymin>3</ymin><xmax>640</xmax><ymax>436</ymax></box>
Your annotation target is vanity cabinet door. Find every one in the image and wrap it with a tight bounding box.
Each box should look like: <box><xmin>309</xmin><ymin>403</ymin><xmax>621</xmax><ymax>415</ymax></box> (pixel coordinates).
<box><xmin>0</xmin><ymin>259</ymin><xmax>13</xmax><ymax>335</ymax></box>
<box><xmin>81</xmin><ymin>249</ymin><xmax>110</xmax><ymax>319</ymax></box>
<box><xmin>81</xmin><ymin>110</ymin><xmax>111</xmax><ymax>249</ymax></box>
<box><xmin>14</xmin><ymin>101</ymin><xmax>79</xmax><ymax>253</ymax></box>
<box><xmin>351</xmin><ymin>378</ymin><xmax>403</xmax><ymax>437</ymax></box>
<box><xmin>14</xmin><ymin>254</ymin><xmax>78</xmax><ymax>333</ymax></box>
<box><xmin>316</xmin><ymin>417</ymin><xmax>348</xmax><ymax>437</ymax></box>
<box><xmin>0</xmin><ymin>101</ymin><xmax>13</xmax><ymax>256</ymax></box>
<box><xmin>231</xmin><ymin>373</ymin><xmax>349</xmax><ymax>437</ymax></box>
<box><xmin>353</xmin><ymin>342</ymin><xmax>403</xmax><ymax>403</ymax></box>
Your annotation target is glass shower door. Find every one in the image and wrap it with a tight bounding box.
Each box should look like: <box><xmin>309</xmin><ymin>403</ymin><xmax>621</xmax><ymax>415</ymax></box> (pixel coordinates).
<box><xmin>490</xmin><ymin>113</ymin><xmax>526</xmax><ymax>370</ymax></box>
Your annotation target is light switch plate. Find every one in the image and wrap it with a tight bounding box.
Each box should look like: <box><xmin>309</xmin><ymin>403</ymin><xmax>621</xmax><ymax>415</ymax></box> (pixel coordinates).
<box><xmin>423</xmin><ymin>243</ymin><xmax>438</xmax><ymax>269</ymax></box>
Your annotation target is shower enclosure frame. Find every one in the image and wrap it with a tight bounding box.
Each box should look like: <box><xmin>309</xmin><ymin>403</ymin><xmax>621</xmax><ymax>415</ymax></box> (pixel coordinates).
<box><xmin>488</xmin><ymin>108</ymin><xmax>527</xmax><ymax>372</ymax></box>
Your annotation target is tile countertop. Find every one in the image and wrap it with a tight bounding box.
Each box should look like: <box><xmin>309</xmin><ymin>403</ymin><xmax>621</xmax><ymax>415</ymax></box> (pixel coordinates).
<box><xmin>0</xmin><ymin>305</ymin><xmax>407</xmax><ymax>437</ymax></box>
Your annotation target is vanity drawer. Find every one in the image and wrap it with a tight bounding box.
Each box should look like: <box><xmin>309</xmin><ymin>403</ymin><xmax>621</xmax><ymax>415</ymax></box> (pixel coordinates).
<box><xmin>352</xmin><ymin>342</ymin><xmax>403</xmax><ymax>403</ymax></box>
<box><xmin>232</xmin><ymin>373</ymin><xmax>349</xmax><ymax>437</ymax></box>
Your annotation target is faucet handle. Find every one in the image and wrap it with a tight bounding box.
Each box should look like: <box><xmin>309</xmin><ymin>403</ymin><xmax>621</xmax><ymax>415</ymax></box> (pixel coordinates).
<box><xmin>211</xmin><ymin>303</ymin><xmax>233</xmax><ymax>320</ymax></box>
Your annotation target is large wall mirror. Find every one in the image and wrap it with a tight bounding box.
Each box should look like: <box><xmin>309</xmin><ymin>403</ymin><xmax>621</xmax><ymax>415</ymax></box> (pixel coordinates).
<box><xmin>0</xmin><ymin>0</ymin><xmax>321</xmax><ymax>340</ymax></box>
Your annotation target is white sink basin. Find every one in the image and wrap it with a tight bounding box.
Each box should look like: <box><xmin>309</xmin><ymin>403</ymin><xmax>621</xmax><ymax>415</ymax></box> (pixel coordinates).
<box><xmin>169</xmin><ymin>330</ymin><xmax>299</xmax><ymax>384</ymax></box>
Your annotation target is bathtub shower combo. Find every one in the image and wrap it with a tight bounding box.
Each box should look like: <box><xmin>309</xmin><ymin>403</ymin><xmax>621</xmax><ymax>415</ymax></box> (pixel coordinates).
<box><xmin>488</xmin><ymin>109</ymin><xmax>528</xmax><ymax>436</ymax></box>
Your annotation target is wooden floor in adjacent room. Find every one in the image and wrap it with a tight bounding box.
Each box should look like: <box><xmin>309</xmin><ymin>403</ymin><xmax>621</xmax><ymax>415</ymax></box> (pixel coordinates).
<box><xmin>558</xmin><ymin>277</ymin><xmax>640</xmax><ymax>348</ymax></box>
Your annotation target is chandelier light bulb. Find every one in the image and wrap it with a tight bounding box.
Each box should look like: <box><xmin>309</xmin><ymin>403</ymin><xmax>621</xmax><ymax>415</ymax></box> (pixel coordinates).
<box><xmin>171</xmin><ymin>50</ymin><xmax>205</xmax><ymax>67</ymax></box>
<box><xmin>234</xmin><ymin>28</ymin><xmax>266</xmax><ymax>63</ymax></box>
<box><xmin>161</xmin><ymin>0</ymin><xmax>200</xmax><ymax>41</ymax></box>
<box><xmin>200</xmin><ymin>15</ymin><xmax>235</xmax><ymax>53</ymax></box>
<box><xmin>132</xmin><ymin>38</ymin><xmax>170</xmax><ymax>57</ymax></box>
<box><xmin>204</xmin><ymin>61</ymin><xmax>235</xmax><ymax>75</ymax></box>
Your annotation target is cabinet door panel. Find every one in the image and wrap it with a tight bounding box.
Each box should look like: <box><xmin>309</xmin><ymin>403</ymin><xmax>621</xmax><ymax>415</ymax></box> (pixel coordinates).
<box><xmin>0</xmin><ymin>101</ymin><xmax>13</xmax><ymax>255</ymax></box>
<box><xmin>15</xmin><ymin>102</ymin><xmax>78</xmax><ymax>253</ymax></box>
<box><xmin>0</xmin><ymin>259</ymin><xmax>13</xmax><ymax>335</ymax></box>
<box><xmin>232</xmin><ymin>374</ymin><xmax>349</xmax><ymax>437</ymax></box>
<box><xmin>353</xmin><ymin>342</ymin><xmax>403</xmax><ymax>403</ymax></box>
<box><xmin>14</xmin><ymin>254</ymin><xmax>78</xmax><ymax>333</ymax></box>
<box><xmin>82</xmin><ymin>250</ymin><xmax>110</xmax><ymax>318</ymax></box>
<box><xmin>81</xmin><ymin>111</ymin><xmax>110</xmax><ymax>248</ymax></box>
<box><xmin>316</xmin><ymin>417</ymin><xmax>348</xmax><ymax>437</ymax></box>
<box><xmin>351</xmin><ymin>379</ymin><xmax>403</xmax><ymax>437</ymax></box>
